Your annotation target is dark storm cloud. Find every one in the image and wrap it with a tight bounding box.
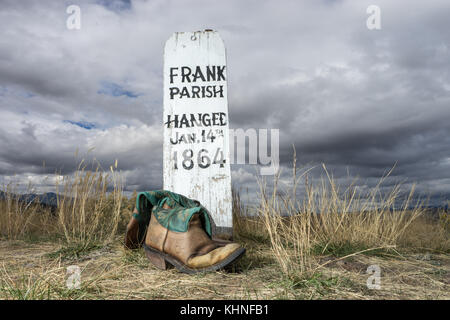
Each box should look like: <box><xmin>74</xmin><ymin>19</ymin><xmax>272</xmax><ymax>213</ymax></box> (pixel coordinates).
<box><xmin>225</xmin><ymin>1</ymin><xmax>450</xmax><ymax>204</ymax></box>
<box><xmin>0</xmin><ymin>0</ymin><xmax>449</xmax><ymax>205</ymax></box>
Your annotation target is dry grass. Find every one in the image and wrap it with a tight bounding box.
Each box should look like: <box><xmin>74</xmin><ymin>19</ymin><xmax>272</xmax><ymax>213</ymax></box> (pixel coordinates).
<box><xmin>255</xmin><ymin>163</ymin><xmax>427</xmax><ymax>280</ymax></box>
<box><xmin>0</xmin><ymin>159</ymin><xmax>128</xmax><ymax>249</ymax></box>
<box><xmin>55</xmin><ymin>159</ymin><xmax>124</xmax><ymax>247</ymax></box>
<box><xmin>398</xmin><ymin>212</ymin><xmax>450</xmax><ymax>252</ymax></box>
<box><xmin>0</xmin><ymin>237</ymin><xmax>448</xmax><ymax>300</ymax></box>
<box><xmin>0</xmin><ymin>157</ymin><xmax>448</xmax><ymax>299</ymax></box>
<box><xmin>0</xmin><ymin>184</ymin><xmax>55</xmax><ymax>240</ymax></box>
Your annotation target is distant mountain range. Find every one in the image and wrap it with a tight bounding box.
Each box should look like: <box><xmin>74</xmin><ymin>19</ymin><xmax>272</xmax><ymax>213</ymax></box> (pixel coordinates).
<box><xmin>0</xmin><ymin>191</ymin><xmax>58</xmax><ymax>207</ymax></box>
<box><xmin>0</xmin><ymin>191</ymin><xmax>447</xmax><ymax>215</ymax></box>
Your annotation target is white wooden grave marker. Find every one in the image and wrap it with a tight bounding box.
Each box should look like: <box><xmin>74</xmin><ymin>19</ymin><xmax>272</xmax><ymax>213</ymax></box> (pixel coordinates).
<box><xmin>163</xmin><ymin>30</ymin><xmax>233</xmax><ymax>238</ymax></box>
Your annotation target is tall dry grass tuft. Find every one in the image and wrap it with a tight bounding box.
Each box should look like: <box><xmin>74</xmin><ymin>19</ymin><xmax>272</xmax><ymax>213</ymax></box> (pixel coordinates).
<box><xmin>233</xmin><ymin>187</ymin><xmax>265</xmax><ymax>241</ymax></box>
<box><xmin>55</xmin><ymin>159</ymin><xmax>123</xmax><ymax>247</ymax></box>
<box><xmin>256</xmin><ymin>152</ymin><xmax>425</xmax><ymax>279</ymax></box>
<box><xmin>306</xmin><ymin>165</ymin><xmax>424</xmax><ymax>252</ymax></box>
<box><xmin>257</xmin><ymin>172</ymin><xmax>314</xmax><ymax>277</ymax></box>
<box><xmin>0</xmin><ymin>158</ymin><xmax>125</xmax><ymax>249</ymax></box>
<box><xmin>0</xmin><ymin>183</ymin><xmax>54</xmax><ymax>240</ymax></box>
<box><xmin>398</xmin><ymin>210</ymin><xmax>450</xmax><ymax>252</ymax></box>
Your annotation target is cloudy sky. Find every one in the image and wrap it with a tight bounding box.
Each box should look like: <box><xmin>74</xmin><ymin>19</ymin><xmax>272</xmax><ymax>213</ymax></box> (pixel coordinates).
<box><xmin>1</xmin><ymin>0</ymin><xmax>449</xmax><ymax>205</ymax></box>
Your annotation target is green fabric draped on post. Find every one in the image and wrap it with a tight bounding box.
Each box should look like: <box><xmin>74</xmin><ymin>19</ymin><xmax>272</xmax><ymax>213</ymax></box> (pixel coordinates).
<box><xmin>133</xmin><ymin>190</ymin><xmax>213</xmax><ymax>239</ymax></box>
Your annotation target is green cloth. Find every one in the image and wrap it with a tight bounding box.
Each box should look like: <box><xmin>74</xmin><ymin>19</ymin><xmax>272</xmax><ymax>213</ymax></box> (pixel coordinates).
<box><xmin>134</xmin><ymin>190</ymin><xmax>212</xmax><ymax>238</ymax></box>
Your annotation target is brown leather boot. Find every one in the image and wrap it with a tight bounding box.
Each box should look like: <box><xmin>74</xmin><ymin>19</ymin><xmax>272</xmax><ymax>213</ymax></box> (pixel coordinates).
<box><xmin>124</xmin><ymin>215</ymin><xmax>140</xmax><ymax>249</ymax></box>
<box><xmin>124</xmin><ymin>203</ymin><xmax>164</xmax><ymax>249</ymax></box>
<box><xmin>144</xmin><ymin>212</ymin><xmax>245</xmax><ymax>274</ymax></box>
<box><xmin>124</xmin><ymin>207</ymin><xmax>142</xmax><ymax>249</ymax></box>
<box><xmin>124</xmin><ymin>202</ymin><xmax>171</xmax><ymax>249</ymax></box>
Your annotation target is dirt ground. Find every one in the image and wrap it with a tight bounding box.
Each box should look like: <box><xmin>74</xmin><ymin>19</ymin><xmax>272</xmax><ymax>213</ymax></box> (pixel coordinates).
<box><xmin>0</xmin><ymin>238</ymin><xmax>448</xmax><ymax>300</ymax></box>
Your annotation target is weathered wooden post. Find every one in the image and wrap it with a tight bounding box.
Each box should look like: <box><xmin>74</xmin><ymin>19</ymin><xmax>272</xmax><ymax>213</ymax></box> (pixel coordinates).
<box><xmin>163</xmin><ymin>30</ymin><xmax>233</xmax><ymax>239</ymax></box>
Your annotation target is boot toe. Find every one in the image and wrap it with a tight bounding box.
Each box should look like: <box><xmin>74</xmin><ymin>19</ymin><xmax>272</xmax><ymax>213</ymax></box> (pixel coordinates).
<box><xmin>187</xmin><ymin>243</ymin><xmax>242</xmax><ymax>269</ymax></box>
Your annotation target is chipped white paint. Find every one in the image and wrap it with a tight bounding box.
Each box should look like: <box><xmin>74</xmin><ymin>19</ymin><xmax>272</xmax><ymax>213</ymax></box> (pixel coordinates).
<box><xmin>163</xmin><ymin>30</ymin><xmax>232</xmax><ymax>237</ymax></box>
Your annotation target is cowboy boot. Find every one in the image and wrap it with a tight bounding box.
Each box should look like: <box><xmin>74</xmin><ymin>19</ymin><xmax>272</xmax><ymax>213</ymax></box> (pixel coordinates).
<box><xmin>143</xmin><ymin>211</ymin><xmax>245</xmax><ymax>274</ymax></box>
<box><xmin>124</xmin><ymin>207</ymin><xmax>142</xmax><ymax>249</ymax></box>
<box><xmin>124</xmin><ymin>202</ymin><xmax>173</xmax><ymax>249</ymax></box>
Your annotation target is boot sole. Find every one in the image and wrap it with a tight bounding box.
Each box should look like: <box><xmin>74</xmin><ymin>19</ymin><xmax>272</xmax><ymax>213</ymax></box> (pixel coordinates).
<box><xmin>143</xmin><ymin>244</ymin><xmax>246</xmax><ymax>274</ymax></box>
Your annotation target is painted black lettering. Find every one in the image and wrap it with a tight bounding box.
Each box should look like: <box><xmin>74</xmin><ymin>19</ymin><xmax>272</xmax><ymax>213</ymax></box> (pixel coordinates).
<box><xmin>217</xmin><ymin>66</ymin><xmax>226</xmax><ymax>81</ymax></box>
<box><xmin>169</xmin><ymin>67</ymin><xmax>178</xmax><ymax>84</ymax></box>
<box><xmin>180</xmin><ymin>87</ymin><xmax>190</xmax><ymax>99</ymax></box>
<box><xmin>191</xmin><ymin>86</ymin><xmax>200</xmax><ymax>98</ymax></box>
<box><xmin>205</xmin><ymin>86</ymin><xmax>213</xmax><ymax>98</ymax></box>
<box><xmin>206</xmin><ymin>66</ymin><xmax>216</xmax><ymax>81</ymax></box>
<box><xmin>190</xmin><ymin>113</ymin><xmax>202</xmax><ymax>127</ymax></box>
<box><xmin>165</xmin><ymin>114</ymin><xmax>178</xmax><ymax>128</ymax></box>
<box><xmin>212</xmin><ymin>113</ymin><xmax>219</xmax><ymax>126</ymax></box>
<box><xmin>214</xmin><ymin>85</ymin><xmax>224</xmax><ymax>98</ymax></box>
<box><xmin>179</xmin><ymin>114</ymin><xmax>189</xmax><ymax>127</ymax></box>
<box><xmin>169</xmin><ymin>87</ymin><xmax>179</xmax><ymax>100</ymax></box>
<box><xmin>219</xmin><ymin>112</ymin><xmax>227</xmax><ymax>126</ymax></box>
<box><xmin>192</xmin><ymin>66</ymin><xmax>206</xmax><ymax>82</ymax></box>
<box><xmin>187</xmin><ymin>133</ymin><xmax>196</xmax><ymax>143</ymax></box>
<box><xmin>181</xmin><ymin>66</ymin><xmax>192</xmax><ymax>83</ymax></box>
<box><xmin>202</xmin><ymin>113</ymin><xmax>211</xmax><ymax>126</ymax></box>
